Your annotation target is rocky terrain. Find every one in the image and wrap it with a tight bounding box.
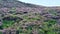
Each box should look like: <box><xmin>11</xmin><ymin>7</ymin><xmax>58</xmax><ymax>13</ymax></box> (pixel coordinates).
<box><xmin>0</xmin><ymin>0</ymin><xmax>60</xmax><ymax>34</ymax></box>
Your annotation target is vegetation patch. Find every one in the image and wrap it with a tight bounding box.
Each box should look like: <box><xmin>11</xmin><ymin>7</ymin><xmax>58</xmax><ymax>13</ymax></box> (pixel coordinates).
<box><xmin>2</xmin><ymin>20</ymin><xmax>15</xmax><ymax>28</ymax></box>
<box><xmin>0</xmin><ymin>31</ymin><xmax>2</xmax><ymax>34</ymax></box>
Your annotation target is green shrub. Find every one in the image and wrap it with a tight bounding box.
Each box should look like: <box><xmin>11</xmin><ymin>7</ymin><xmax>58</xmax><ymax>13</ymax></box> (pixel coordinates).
<box><xmin>2</xmin><ymin>20</ymin><xmax>14</xmax><ymax>28</ymax></box>
<box><xmin>41</xmin><ymin>19</ymin><xmax>57</xmax><ymax>34</ymax></box>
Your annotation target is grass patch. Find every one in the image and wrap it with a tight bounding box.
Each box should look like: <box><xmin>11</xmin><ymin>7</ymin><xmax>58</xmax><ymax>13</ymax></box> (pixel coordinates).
<box><xmin>0</xmin><ymin>31</ymin><xmax>2</xmax><ymax>34</ymax></box>
<box><xmin>2</xmin><ymin>20</ymin><xmax>15</xmax><ymax>28</ymax></box>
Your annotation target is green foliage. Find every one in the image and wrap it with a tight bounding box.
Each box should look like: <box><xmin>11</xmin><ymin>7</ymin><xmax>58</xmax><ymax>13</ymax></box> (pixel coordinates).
<box><xmin>2</xmin><ymin>20</ymin><xmax>14</xmax><ymax>28</ymax></box>
<box><xmin>0</xmin><ymin>9</ymin><xmax>59</xmax><ymax>34</ymax></box>
<box><xmin>49</xmin><ymin>9</ymin><xmax>57</xmax><ymax>16</ymax></box>
<box><xmin>39</xmin><ymin>19</ymin><xmax>57</xmax><ymax>34</ymax></box>
<box><xmin>17</xmin><ymin>14</ymin><xmax>59</xmax><ymax>34</ymax></box>
<box><xmin>23</xmin><ymin>15</ymin><xmax>40</xmax><ymax>22</ymax></box>
<box><xmin>0</xmin><ymin>31</ymin><xmax>2</xmax><ymax>34</ymax></box>
<box><xmin>9</xmin><ymin>8</ymin><xmax>16</xmax><ymax>14</ymax></box>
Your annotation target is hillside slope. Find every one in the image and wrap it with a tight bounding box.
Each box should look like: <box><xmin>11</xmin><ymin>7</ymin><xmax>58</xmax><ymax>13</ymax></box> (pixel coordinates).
<box><xmin>0</xmin><ymin>0</ymin><xmax>60</xmax><ymax>34</ymax></box>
